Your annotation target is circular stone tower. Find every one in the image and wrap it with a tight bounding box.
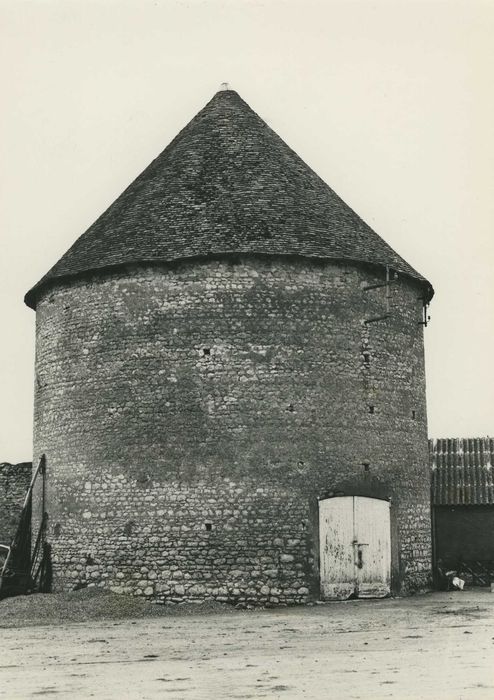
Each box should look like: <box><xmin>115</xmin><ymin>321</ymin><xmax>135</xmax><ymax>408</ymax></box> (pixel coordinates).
<box><xmin>26</xmin><ymin>89</ymin><xmax>434</xmax><ymax>604</ymax></box>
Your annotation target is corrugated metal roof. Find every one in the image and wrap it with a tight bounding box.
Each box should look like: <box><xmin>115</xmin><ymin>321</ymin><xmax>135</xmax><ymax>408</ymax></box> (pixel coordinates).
<box><xmin>430</xmin><ymin>437</ymin><xmax>494</xmax><ymax>505</ymax></box>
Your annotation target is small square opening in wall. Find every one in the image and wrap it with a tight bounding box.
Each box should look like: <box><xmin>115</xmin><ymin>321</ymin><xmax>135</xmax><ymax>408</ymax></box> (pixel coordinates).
<box><xmin>362</xmin><ymin>461</ymin><xmax>370</xmax><ymax>472</ymax></box>
<box><xmin>412</xmin><ymin>410</ymin><xmax>416</xmax><ymax>420</ymax></box>
<box><xmin>202</xmin><ymin>348</ymin><xmax>211</xmax><ymax>356</ymax></box>
<box><xmin>204</xmin><ymin>522</ymin><xmax>213</xmax><ymax>531</ymax></box>
<box><xmin>368</xmin><ymin>405</ymin><xmax>375</xmax><ymax>414</ymax></box>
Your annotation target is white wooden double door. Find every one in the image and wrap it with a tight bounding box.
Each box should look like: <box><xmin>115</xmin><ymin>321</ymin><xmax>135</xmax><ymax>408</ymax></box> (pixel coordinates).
<box><xmin>319</xmin><ymin>496</ymin><xmax>391</xmax><ymax>600</ymax></box>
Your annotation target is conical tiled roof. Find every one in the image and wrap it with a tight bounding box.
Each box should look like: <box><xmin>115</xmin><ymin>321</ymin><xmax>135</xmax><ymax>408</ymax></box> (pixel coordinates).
<box><xmin>25</xmin><ymin>89</ymin><xmax>433</xmax><ymax>309</ymax></box>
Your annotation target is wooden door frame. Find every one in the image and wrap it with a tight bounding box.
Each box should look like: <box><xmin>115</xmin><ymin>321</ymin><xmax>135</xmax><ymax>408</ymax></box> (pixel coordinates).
<box><xmin>317</xmin><ymin>494</ymin><xmax>392</xmax><ymax>600</ymax></box>
<box><xmin>307</xmin><ymin>477</ymin><xmax>400</xmax><ymax>597</ymax></box>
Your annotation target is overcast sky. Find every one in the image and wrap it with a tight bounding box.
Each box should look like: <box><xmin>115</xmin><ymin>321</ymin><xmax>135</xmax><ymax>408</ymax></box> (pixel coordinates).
<box><xmin>1</xmin><ymin>0</ymin><xmax>493</xmax><ymax>463</ymax></box>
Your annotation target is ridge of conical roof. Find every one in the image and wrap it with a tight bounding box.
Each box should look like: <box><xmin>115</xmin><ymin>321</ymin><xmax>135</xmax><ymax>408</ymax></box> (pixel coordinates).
<box><xmin>24</xmin><ymin>88</ymin><xmax>433</xmax><ymax>309</ymax></box>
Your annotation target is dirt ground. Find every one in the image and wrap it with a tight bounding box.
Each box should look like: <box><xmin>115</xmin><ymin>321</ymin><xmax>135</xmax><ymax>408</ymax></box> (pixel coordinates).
<box><xmin>1</xmin><ymin>590</ymin><xmax>493</xmax><ymax>699</ymax></box>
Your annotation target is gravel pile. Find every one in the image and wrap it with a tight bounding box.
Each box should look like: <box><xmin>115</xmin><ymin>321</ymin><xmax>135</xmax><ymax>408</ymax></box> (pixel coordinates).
<box><xmin>0</xmin><ymin>588</ymin><xmax>237</xmax><ymax>627</ymax></box>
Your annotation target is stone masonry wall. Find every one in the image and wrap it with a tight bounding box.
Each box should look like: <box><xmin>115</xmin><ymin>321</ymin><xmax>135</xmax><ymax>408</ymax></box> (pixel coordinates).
<box><xmin>0</xmin><ymin>462</ymin><xmax>31</xmax><ymax>545</ymax></box>
<box><xmin>33</xmin><ymin>257</ymin><xmax>431</xmax><ymax>601</ymax></box>
<box><xmin>48</xmin><ymin>474</ymin><xmax>310</xmax><ymax>605</ymax></box>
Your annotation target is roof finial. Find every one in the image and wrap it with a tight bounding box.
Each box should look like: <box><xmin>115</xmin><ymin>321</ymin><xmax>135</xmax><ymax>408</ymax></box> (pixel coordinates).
<box><xmin>219</xmin><ymin>82</ymin><xmax>230</xmax><ymax>91</ymax></box>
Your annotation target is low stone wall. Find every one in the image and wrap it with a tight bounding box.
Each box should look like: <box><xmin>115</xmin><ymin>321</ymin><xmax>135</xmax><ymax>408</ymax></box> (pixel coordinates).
<box><xmin>0</xmin><ymin>462</ymin><xmax>31</xmax><ymax>545</ymax></box>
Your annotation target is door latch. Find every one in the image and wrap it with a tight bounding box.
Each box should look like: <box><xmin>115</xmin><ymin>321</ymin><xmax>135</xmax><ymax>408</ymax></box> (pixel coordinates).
<box><xmin>354</xmin><ymin>542</ymin><xmax>368</xmax><ymax>569</ymax></box>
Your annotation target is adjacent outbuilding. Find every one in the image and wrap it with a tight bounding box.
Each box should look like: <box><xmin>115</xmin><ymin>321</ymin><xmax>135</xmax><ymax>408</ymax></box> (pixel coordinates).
<box><xmin>431</xmin><ymin>437</ymin><xmax>494</xmax><ymax>587</ymax></box>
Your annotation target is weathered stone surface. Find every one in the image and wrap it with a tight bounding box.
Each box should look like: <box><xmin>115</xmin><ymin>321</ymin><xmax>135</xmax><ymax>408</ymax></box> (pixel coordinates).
<box><xmin>32</xmin><ymin>257</ymin><xmax>431</xmax><ymax>603</ymax></box>
<box><xmin>0</xmin><ymin>462</ymin><xmax>31</xmax><ymax>545</ymax></box>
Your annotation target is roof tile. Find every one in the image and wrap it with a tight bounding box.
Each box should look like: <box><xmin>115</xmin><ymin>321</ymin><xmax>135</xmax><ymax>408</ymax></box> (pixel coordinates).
<box><xmin>25</xmin><ymin>89</ymin><xmax>433</xmax><ymax>309</ymax></box>
<box><xmin>430</xmin><ymin>437</ymin><xmax>494</xmax><ymax>505</ymax></box>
